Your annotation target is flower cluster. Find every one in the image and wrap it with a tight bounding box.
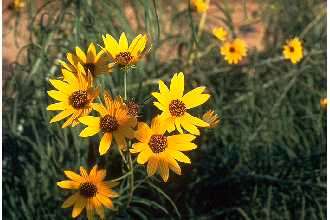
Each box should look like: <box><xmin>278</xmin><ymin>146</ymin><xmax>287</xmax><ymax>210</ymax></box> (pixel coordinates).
<box><xmin>212</xmin><ymin>26</ymin><xmax>304</xmax><ymax>65</ymax></box>
<box><xmin>47</xmin><ymin>32</ymin><xmax>219</xmax><ymax>219</ymax></box>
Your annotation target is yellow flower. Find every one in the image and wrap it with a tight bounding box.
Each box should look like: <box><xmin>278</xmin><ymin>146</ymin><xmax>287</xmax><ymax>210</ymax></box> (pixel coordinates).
<box><xmin>78</xmin><ymin>91</ymin><xmax>137</xmax><ymax>155</ymax></box>
<box><xmin>221</xmin><ymin>38</ymin><xmax>248</xmax><ymax>64</ymax></box>
<box><xmin>57</xmin><ymin>165</ymin><xmax>119</xmax><ymax>220</ymax></box>
<box><xmin>47</xmin><ymin>63</ymin><xmax>99</xmax><ymax>128</ymax></box>
<box><xmin>202</xmin><ymin>110</ymin><xmax>220</xmax><ymax>128</ymax></box>
<box><xmin>12</xmin><ymin>0</ymin><xmax>25</xmax><ymax>10</ymax></box>
<box><xmin>102</xmin><ymin>32</ymin><xmax>147</xmax><ymax>68</ymax></box>
<box><xmin>320</xmin><ymin>98</ymin><xmax>327</xmax><ymax>110</ymax></box>
<box><xmin>58</xmin><ymin>43</ymin><xmax>109</xmax><ymax>77</ymax></box>
<box><xmin>130</xmin><ymin>117</ymin><xmax>197</xmax><ymax>182</ymax></box>
<box><xmin>152</xmin><ymin>72</ymin><xmax>210</xmax><ymax>135</ymax></box>
<box><xmin>212</xmin><ymin>27</ymin><xmax>228</xmax><ymax>42</ymax></box>
<box><xmin>191</xmin><ymin>0</ymin><xmax>208</xmax><ymax>13</ymax></box>
<box><xmin>283</xmin><ymin>37</ymin><xmax>303</xmax><ymax>64</ymax></box>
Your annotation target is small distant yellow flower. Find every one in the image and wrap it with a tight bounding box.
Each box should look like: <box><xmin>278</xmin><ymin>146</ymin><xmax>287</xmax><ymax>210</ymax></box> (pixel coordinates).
<box><xmin>320</xmin><ymin>98</ymin><xmax>327</xmax><ymax>110</ymax></box>
<box><xmin>57</xmin><ymin>165</ymin><xmax>119</xmax><ymax>220</ymax></box>
<box><xmin>212</xmin><ymin>27</ymin><xmax>228</xmax><ymax>42</ymax></box>
<box><xmin>102</xmin><ymin>32</ymin><xmax>148</xmax><ymax>68</ymax></box>
<box><xmin>47</xmin><ymin>63</ymin><xmax>99</xmax><ymax>128</ymax></box>
<box><xmin>202</xmin><ymin>110</ymin><xmax>220</xmax><ymax>128</ymax></box>
<box><xmin>78</xmin><ymin>91</ymin><xmax>137</xmax><ymax>155</ymax></box>
<box><xmin>130</xmin><ymin>116</ymin><xmax>197</xmax><ymax>182</ymax></box>
<box><xmin>221</xmin><ymin>38</ymin><xmax>247</xmax><ymax>64</ymax></box>
<box><xmin>152</xmin><ymin>72</ymin><xmax>210</xmax><ymax>135</ymax></box>
<box><xmin>191</xmin><ymin>0</ymin><xmax>208</xmax><ymax>13</ymax></box>
<box><xmin>283</xmin><ymin>37</ymin><xmax>304</xmax><ymax>64</ymax></box>
<box><xmin>58</xmin><ymin>43</ymin><xmax>109</xmax><ymax>77</ymax></box>
<box><xmin>12</xmin><ymin>0</ymin><xmax>25</xmax><ymax>11</ymax></box>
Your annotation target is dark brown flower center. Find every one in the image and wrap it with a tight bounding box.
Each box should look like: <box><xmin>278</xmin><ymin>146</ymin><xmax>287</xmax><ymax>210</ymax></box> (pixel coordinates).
<box><xmin>83</xmin><ymin>63</ymin><xmax>96</xmax><ymax>76</ymax></box>
<box><xmin>229</xmin><ymin>46</ymin><xmax>236</xmax><ymax>53</ymax></box>
<box><xmin>125</xmin><ymin>100</ymin><xmax>139</xmax><ymax>117</ymax></box>
<box><xmin>100</xmin><ymin>115</ymin><xmax>119</xmax><ymax>132</ymax></box>
<box><xmin>169</xmin><ymin>99</ymin><xmax>186</xmax><ymax>117</ymax></box>
<box><xmin>80</xmin><ymin>182</ymin><xmax>97</xmax><ymax>198</ymax></box>
<box><xmin>149</xmin><ymin>135</ymin><xmax>167</xmax><ymax>153</ymax></box>
<box><xmin>115</xmin><ymin>52</ymin><xmax>133</xmax><ymax>65</ymax></box>
<box><xmin>70</xmin><ymin>90</ymin><xmax>88</xmax><ymax>109</ymax></box>
<box><xmin>289</xmin><ymin>46</ymin><xmax>294</xmax><ymax>52</ymax></box>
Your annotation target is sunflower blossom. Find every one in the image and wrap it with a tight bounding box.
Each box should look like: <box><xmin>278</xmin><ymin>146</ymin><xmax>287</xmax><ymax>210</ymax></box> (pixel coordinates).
<box><xmin>58</xmin><ymin>43</ymin><xmax>109</xmax><ymax>77</ymax></box>
<box><xmin>57</xmin><ymin>165</ymin><xmax>119</xmax><ymax>220</ymax></box>
<box><xmin>320</xmin><ymin>98</ymin><xmax>327</xmax><ymax>110</ymax></box>
<box><xmin>202</xmin><ymin>110</ymin><xmax>220</xmax><ymax>128</ymax></box>
<box><xmin>221</xmin><ymin>38</ymin><xmax>248</xmax><ymax>64</ymax></box>
<box><xmin>12</xmin><ymin>0</ymin><xmax>25</xmax><ymax>10</ymax></box>
<box><xmin>102</xmin><ymin>32</ymin><xmax>147</xmax><ymax>68</ymax></box>
<box><xmin>283</xmin><ymin>37</ymin><xmax>303</xmax><ymax>64</ymax></box>
<box><xmin>47</xmin><ymin>63</ymin><xmax>99</xmax><ymax>128</ymax></box>
<box><xmin>130</xmin><ymin>117</ymin><xmax>197</xmax><ymax>182</ymax></box>
<box><xmin>78</xmin><ymin>91</ymin><xmax>137</xmax><ymax>155</ymax></box>
<box><xmin>212</xmin><ymin>27</ymin><xmax>228</xmax><ymax>42</ymax></box>
<box><xmin>191</xmin><ymin>0</ymin><xmax>208</xmax><ymax>13</ymax></box>
<box><xmin>152</xmin><ymin>72</ymin><xmax>210</xmax><ymax>135</ymax></box>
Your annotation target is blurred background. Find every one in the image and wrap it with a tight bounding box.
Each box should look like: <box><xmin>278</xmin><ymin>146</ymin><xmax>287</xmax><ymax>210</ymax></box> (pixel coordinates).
<box><xmin>3</xmin><ymin>0</ymin><xmax>326</xmax><ymax>219</ymax></box>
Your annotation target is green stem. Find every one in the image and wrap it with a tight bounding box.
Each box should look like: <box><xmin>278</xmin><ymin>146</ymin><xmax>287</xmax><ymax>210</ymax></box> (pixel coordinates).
<box><xmin>122</xmin><ymin>68</ymin><xmax>134</xmax><ymax>207</ymax></box>
<box><xmin>127</xmin><ymin>148</ymin><xmax>134</xmax><ymax>207</ymax></box>
<box><xmin>124</xmin><ymin>70</ymin><xmax>127</xmax><ymax>100</ymax></box>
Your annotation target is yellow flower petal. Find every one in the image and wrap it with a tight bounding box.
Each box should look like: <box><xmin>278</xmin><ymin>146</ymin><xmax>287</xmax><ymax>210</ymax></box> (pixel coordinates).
<box><xmin>153</xmin><ymin>102</ymin><xmax>166</xmax><ymax>111</ymax></box>
<box><xmin>167</xmin><ymin>149</ymin><xmax>191</xmax><ymax>163</ymax></box>
<box><xmin>80</xmin><ymin>166</ymin><xmax>88</xmax><ymax>178</ymax></box>
<box><xmin>159</xmin><ymin>80</ymin><xmax>170</xmax><ymax>94</ymax></box>
<box><xmin>130</xmin><ymin>143</ymin><xmax>148</xmax><ymax>154</ymax></box>
<box><xmin>78</xmin><ymin>116</ymin><xmax>100</xmax><ymax>127</ymax></box>
<box><xmin>47</xmin><ymin>102</ymin><xmax>66</xmax><ymax>111</ymax></box>
<box><xmin>62</xmin><ymin>69</ymin><xmax>78</xmax><ymax>85</ymax></box>
<box><xmin>95</xmin><ymin>169</ymin><xmax>106</xmax><ymax>182</ymax></box>
<box><xmin>182</xmin><ymin>87</ymin><xmax>210</xmax><ymax>109</ymax></box>
<box><xmin>61</xmin><ymin>192</ymin><xmax>80</xmax><ymax>208</ymax></box>
<box><xmin>130</xmin><ymin>34</ymin><xmax>147</xmax><ymax>57</ymax></box>
<box><xmin>185</xmin><ymin>113</ymin><xmax>209</xmax><ymax>127</ymax></box>
<box><xmin>50</xmin><ymin>109</ymin><xmax>74</xmax><ymax>123</ymax></box>
<box><xmin>79</xmin><ymin>126</ymin><xmax>100</xmax><ymax>137</ymax></box>
<box><xmin>180</xmin><ymin>117</ymin><xmax>200</xmax><ymax>135</ymax></box>
<box><xmin>92</xmin><ymin>197</ymin><xmax>105</xmax><ymax>219</ymax></box>
<box><xmin>64</xmin><ymin>170</ymin><xmax>84</xmax><ymax>182</ymax></box>
<box><xmin>151</xmin><ymin>116</ymin><xmax>167</xmax><ymax>134</ymax></box>
<box><xmin>170</xmin><ymin>72</ymin><xmax>184</xmax><ymax>99</ymax></box>
<box><xmin>165</xmin><ymin>155</ymin><xmax>181</xmax><ymax>175</ymax></box>
<box><xmin>92</xmin><ymin>103</ymin><xmax>108</xmax><ymax>117</ymax></box>
<box><xmin>76</xmin><ymin>46</ymin><xmax>87</xmax><ymax>63</ymax></box>
<box><xmin>137</xmin><ymin>148</ymin><xmax>152</xmax><ymax>164</ymax></box>
<box><xmin>49</xmin><ymin>79</ymin><xmax>73</xmax><ymax>95</ymax></box>
<box><xmin>96</xmin><ymin>193</ymin><xmax>113</xmax><ymax>209</ymax></box>
<box><xmin>89</xmin><ymin>165</ymin><xmax>98</xmax><ymax>178</ymax></box>
<box><xmin>113</xmin><ymin>132</ymin><xmax>127</xmax><ymax>149</ymax></box>
<box><xmin>72</xmin><ymin>196</ymin><xmax>86</xmax><ymax>218</ymax></box>
<box><xmin>47</xmin><ymin>90</ymin><xmax>68</xmax><ymax>102</ymax></box>
<box><xmin>158</xmin><ymin>159</ymin><xmax>169</xmax><ymax>182</ymax></box>
<box><xmin>86</xmin><ymin>43</ymin><xmax>96</xmax><ymax>63</ymax></box>
<box><xmin>118</xmin><ymin>32</ymin><xmax>128</xmax><ymax>52</ymax></box>
<box><xmin>135</xmin><ymin>122</ymin><xmax>152</xmax><ymax>143</ymax></box>
<box><xmin>57</xmin><ymin>180</ymin><xmax>80</xmax><ymax>189</ymax></box>
<box><xmin>152</xmin><ymin>92</ymin><xmax>170</xmax><ymax>106</ymax></box>
<box><xmin>147</xmin><ymin>156</ymin><xmax>159</xmax><ymax>176</ymax></box>
<box><xmin>61</xmin><ymin>109</ymin><xmax>82</xmax><ymax>128</ymax></box>
<box><xmin>103</xmin><ymin>34</ymin><xmax>119</xmax><ymax>58</ymax></box>
<box><xmin>99</xmin><ymin>133</ymin><xmax>112</xmax><ymax>155</ymax></box>
<box><xmin>174</xmin><ymin>118</ymin><xmax>183</xmax><ymax>133</ymax></box>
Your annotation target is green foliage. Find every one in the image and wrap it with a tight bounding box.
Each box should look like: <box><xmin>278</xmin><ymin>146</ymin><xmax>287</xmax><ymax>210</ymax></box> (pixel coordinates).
<box><xmin>3</xmin><ymin>0</ymin><xmax>326</xmax><ymax>219</ymax></box>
